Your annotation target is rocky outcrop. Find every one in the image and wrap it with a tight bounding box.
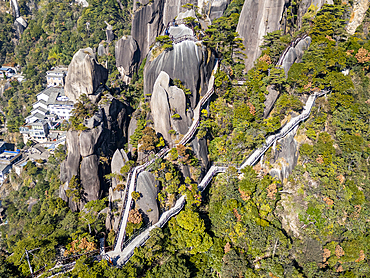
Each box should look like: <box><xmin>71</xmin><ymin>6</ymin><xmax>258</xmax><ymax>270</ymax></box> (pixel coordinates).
<box><xmin>105</xmin><ymin>22</ymin><xmax>115</xmax><ymax>43</ymax></box>
<box><xmin>132</xmin><ymin>0</ymin><xmax>165</xmax><ymax>63</ymax></box>
<box><xmin>269</xmin><ymin>125</ymin><xmax>299</xmax><ymax>182</ymax></box>
<box><xmin>209</xmin><ymin>0</ymin><xmax>230</xmax><ymax>21</ymax></box>
<box><xmin>60</xmin><ymin>96</ymin><xmax>131</xmax><ymax>211</ymax></box>
<box><xmin>346</xmin><ymin>0</ymin><xmax>370</xmax><ymax>35</ymax></box>
<box><xmin>281</xmin><ymin>36</ymin><xmax>312</xmax><ymax>77</ymax></box>
<box><xmin>115</xmin><ymin>36</ymin><xmax>140</xmax><ymax>84</ymax></box>
<box><xmin>149</xmin><ymin>71</ymin><xmax>193</xmax><ymax>144</ymax></box>
<box><xmin>64</xmin><ymin>48</ymin><xmax>108</xmax><ymax>103</ymax></box>
<box><xmin>75</xmin><ymin>0</ymin><xmax>89</xmax><ymax>7</ymax></box>
<box><xmin>263</xmin><ymin>85</ymin><xmax>280</xmax><ymax>119</ymax></box>
<box><xmin>80</xmin><ymin>155</ymin><xmax>101</xmax><ymax>202</ymax></box>
<box><xmin>109</xmin><ymin>149</ymin><xmax>129</xmax><ymax>202</ymax></box>
<box><xmin>144</xmin><ymin>37</ymin><xmax>215</xmax><ymax>108</ymax></box>
<box><xmin>150</xmin><ymin>72</ymin><xmax>173</xmax><ymax>143</ymax></box>
<box><xmin>136</xmin><ymin>171</ymin><xmax>160</xmax><ymax>224</ymax></box>
<box><xmin>237</xmin><ymin>0</ymin><xmax>332</xmax><ymax>71</ymax></box>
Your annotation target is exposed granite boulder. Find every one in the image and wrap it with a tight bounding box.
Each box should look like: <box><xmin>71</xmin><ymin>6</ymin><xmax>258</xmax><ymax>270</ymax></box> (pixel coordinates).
<box><xmin>168</xmin><ymin>85</ymin><xmax>189</xmax><ymax>135</ymax></box>
<box><xmin>297</xmin><ymin>0</ymin><xmax>333</xmax><ymax>29</ymax></box>
<box><xmin>163</xmin><ymin>2</ymin><xmax>196</xmax><ymax>26</ymax></box>
<box><xmin>269</xmin><ymin>125</ymin><xmax>299</xmax><ymax>182</ymax></box>
<box><xmin>60</xmin><ymin>97</ymin><xmax>131</xmax><ymax>211</ymax></box>
<box><xmin>237</xmin><ymin>0</ymin><xmax>332</xmax><ymax>71</ymax></box>
<box><xmin>115</xmin><ymin>36</ymin><xmax>140</xmax><ymax>84</ymax></box>
<box><xmin>64</xmin><ymin>48</ymin><xmax>108</xmax><ymax>103</ymax></box>
<box><xmin>281</xmin><ymin>36</ymin><xmax>311</xmax><ymax>77</ymax></box>
<box><xmin>97</xmin><ymin>43</ymin><xmax>108</xmax><ymax>56</ymax></box>
<box><xmin>136</xmin><ymin>171</ymin><xmax>159</xmax><ymax>224</ymax></box>
<box><xmin>127</xmin><ymin>112</ymin><xmax>138</xmax><ymax>155</ymax></box>
<box><xmin>144</xmin><ymin>40</ymin><xmax>215</xmax><ymax>108</ymax></box>
<box><xmin>132</xmin><ymin>0</ymin><xmax>165</xmax><ymax>63</ymax></box>
<box><xmin>263</xmin><ymin>85</ymin><xmax>280</xmax><ymax>119</ymax></box>
<box><xmin>109</xmin><ymin>149</ymin><xmax>129</xmax><ymax>202</ymax></box>
<box><xmin>150</xmin><ymin>71</ymin><xmax>172</xmax><ymax>142</ymax></box>
<box><xmin>14</xmin><ymin>17</ymin><xmax>27</xmax><ymax>38</ymax></box>
<box><xmin>346</xmin><ymin>0</ymin><xmax>370</xmax><ymax>35</ymax></box>
<box><xmin>209</xmin><ymin>0</ymin><xmax>230</xmax><ymax>21</ymax></box>
<box><xmin>60</xmin><ymin>131</ymin><xmax>80</xmax><ymax>184</ymax></box>
<box><xmin>75</xmin><ymin>0</ymin><xmax>89</xmax><ymax>7</ymax></box>
<box><xmin>79</xmin><ymin>126</ymin><xmax>103</xmax><ymax>157</ymax></box>
<box><xmin>80</xmin><ymin>155</ymin><xmax>101</xmax><ymax>202</ymax></box>
<box><xmin>105</xmin><ymin>22</ymin><xmax>115</xmax><ymax>43</ymax></box>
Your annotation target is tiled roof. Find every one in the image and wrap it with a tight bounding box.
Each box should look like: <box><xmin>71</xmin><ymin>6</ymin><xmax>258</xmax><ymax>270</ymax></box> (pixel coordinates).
<box><xmin>31</xmin><ymin>107</ymin><xmax>48</xmax><ymax>114</ymax></box>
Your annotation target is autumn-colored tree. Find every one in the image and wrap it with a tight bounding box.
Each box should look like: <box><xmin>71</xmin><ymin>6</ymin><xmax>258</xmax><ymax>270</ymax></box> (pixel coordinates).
<box><xmin>138</xmin><ymin>127</ymin><xmax>159</xmax><ymax>153</ymax></box>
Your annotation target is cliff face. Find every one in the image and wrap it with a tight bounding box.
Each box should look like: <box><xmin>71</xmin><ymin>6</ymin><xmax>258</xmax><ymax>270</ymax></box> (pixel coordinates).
<box><xmin>144</xmin><ymin>29</ymin><xmax>215</xmax><ymax>108</ymax></box>
<box><xmin>60</xmin><ymin>97</ymin><xmax>130</xmax><ymax>211</ymax></box>
<box><xmin>236</xmin><ymin>0</ymin><xmax>332</xmax><ymax>71</ymax></box>
<box><xmin>346</xmin><ymin>0</ymin><xmax>370</xmax><ymax>35</ymax></box>
<box><xmin>115</xmin><ymin>36</ymin><xmax>140</xmax><ymax>84</ymax></box>
<box><xmin>64</xmin><ymin>48</ymin><xmax>108</xmax><ymax>103</ymax></box>
<box><xmin>131</xmin><ymin>0</ymin><xmax>165</xmax><ymax>63</ymax></box>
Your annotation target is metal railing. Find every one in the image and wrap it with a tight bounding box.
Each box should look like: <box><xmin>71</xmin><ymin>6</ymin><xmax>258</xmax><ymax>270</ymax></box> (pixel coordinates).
<box><xmin>112</xmin><ymin>60</ymin><xmax>219</xmax><ymax>253</ymax></box>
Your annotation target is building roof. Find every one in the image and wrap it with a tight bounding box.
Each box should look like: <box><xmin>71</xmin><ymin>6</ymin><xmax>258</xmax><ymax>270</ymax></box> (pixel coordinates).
<box><xmin>33</xmin><ymin>99</ymin><xmax>47</xmax><ymax>106</ymax></box>
<box><xmin>0</xmin><ymin>163</ymin><xmax>11</xmax><ymax>173</ymax></box>
<box><xmin>31</xmin><ymin>107</ymin><xmax>48</xmax><ymax>115</ymax></box>
<box><xmin>26</xmin><ymin>113</ymin><xmax>46</xmax><ymax>121</ymax></box>
<box><xmin>36</xmin><ymin>87</ymin><xmax>65</xmax><ymax>98</ymax></box>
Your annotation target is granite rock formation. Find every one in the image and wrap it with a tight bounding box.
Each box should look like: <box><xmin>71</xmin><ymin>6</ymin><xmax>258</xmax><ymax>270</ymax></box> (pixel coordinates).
<box><xmin>269</xmin><ymin>125</ymin><xmax>300</xmax><ymax>182</ymax></box>
<box><xmin>346</xmin><ymin>0</ymin><xmax>370</xmax><ymax>35</ymax></box>
<box><xmin>109</xmin><ymin>148</ymin><xmax>129</xmax><ymax>202</ymax></box>
<box><xmin>136</xmin><ymin>171</ymin><xmax>160</xmax><ymax>224</ymax></box>
<box><xmin>64</xmin><ymin>48</ymin><xmax>108</xmax><ymax>103</ymax></box>
<box><xmin>236</xmin><ymin>0</ymin><xmax>332</xmax><ymax>71</ymax></box>
<box><xmin>280</xmin><ymin>36</ymin><xmax>311</xmax><ymax>77</ymax></box>
<box><xmin>144</xmin><ymin>28</ymin><xmax>215</xmax><ymax>108</ymax></box>
<box><xmin>131</xmin><ymin>0</ymin><xmax>165</xmax><ymax>63</ymax></box>
<box><xmin>115</xmin><ymin>36</ymin><xmax>140</xmax><ymax>84</ymax></box>
<box><xmin>60</xmin><ymin>96</ymin><xmax>130</xmax><ymax>211</ymax></box>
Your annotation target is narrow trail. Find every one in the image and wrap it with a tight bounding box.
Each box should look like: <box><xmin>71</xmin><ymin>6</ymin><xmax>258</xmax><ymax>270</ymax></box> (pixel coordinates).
<box><xmin>33</xmin><ymin>34</ymin><xmax>326</xmax><ymax>277</ymax></box>
<box><xmin>112</xmin><ymin>61</ymin><xmax>219</xmax><ymax>253</ymax></box>
<box><xmin>108</xmin><ymin>89</ymin><xmax>329</xmax><ymax>266</ymax></box>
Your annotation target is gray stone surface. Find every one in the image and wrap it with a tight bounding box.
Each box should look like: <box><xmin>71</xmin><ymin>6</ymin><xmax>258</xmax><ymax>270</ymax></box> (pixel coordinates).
<box><xmin>237</xmin><ymin>0</ymin><xmax>330</xmax><ymax>71</ymax></box>
<box><xmin>281</xmin><ymin>36</ymin><xmax>311</xmax><ymax>77</ymax></box>
<box><xmin>163</xmin><ymin>0</ymin><xmax>197</xmax><ymax>26</ymax></box>
<box><xmin>269</xmin><ymin>126</ymin><xmax>299</xmax><ymax>182</ymax></box>
<box><xmin>168</xmin><ymin>25</ymin><xmax>193</xmax><ymax>39</ymax></box>
<box><xmin>115</xmin><ymin>36</ymin><xmax>140</xmax><ymax>84</ymax></box>
<box><xmin>136</xmin><ymin>171</ymin><xmax>159</xmax><ymax>224</ymax></box>
<box><xmin>150</xmin><ymin>71</ymin><xmax>172</xmax><ymax>143</ymax></box>
<box><xmin>132</xmin><ymin>0</ymin><xmax>165</xmax><ymax>63</ymax></box>
<box><xmin>80</xmin><ymin>155</ymin><xmax>101</xmax><ymax>204</ymax></box>
<box><xmin>64</xmin><ymin>48</ymin><xmax>108</xmax><ymax>103</ymax></box>
<box><xmin>127</xmin><ymin>113</ymin><xmax>138</xmax><ymax>155</ymax></box>
<box><xmin>60</xmin><ymin>97</ymin><xmax>130</xmax><ymax>211</ymax></box>
<box><xmin>105</xmin><ymin>22</ymin><xmax>115</xmax><ymax>43</ymax></box>
<box><xmin>346</xmin><ymin>0</ymin><xmax>370</xmax><ymax>35</ymax></box>
<box><xmin>79</xmin><ymin>126</ymin><xmax>103</xmax><ymax>157</ymax></box>
<box><xmin>263</xmin><ymin>85</ymin><xmax>280</xmax><ymax>119</ymax></box>
<box><xmin>60</xmin><ymin>131</ymin><xmax>80</xmax><ymax>184</ymax></box>
<box><xmin>168</xmin><ymin>85</ymin><xmax>189</xmax><ymax>135</ymax></box>
<box><xmin>97</xmin><ymin>43</ymin><xmax>108</xmax><ymax>56</ymax></box>
<box><xmin>144</xmin><ymin>41</ymin><xmax>215</xmax><ymax>108</ymax></box>
<box><xmin>209</xmin><ymin>0</ymin><xmax>230</xmax><ymax>21</ymax></box>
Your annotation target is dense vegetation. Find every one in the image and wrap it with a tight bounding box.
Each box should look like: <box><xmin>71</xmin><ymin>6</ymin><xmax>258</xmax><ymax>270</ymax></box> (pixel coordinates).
<box><xmin>1</xmin><ymin>1</ymin><xmax>370</xmax><ymax>278</ymax></box>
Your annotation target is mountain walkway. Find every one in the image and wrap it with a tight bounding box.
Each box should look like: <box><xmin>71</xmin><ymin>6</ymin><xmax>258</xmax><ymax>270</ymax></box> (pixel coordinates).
<box><xmin>32</xmin><ymin>34</ymin><xmax>328</xmax><ymax>277</ymax></box>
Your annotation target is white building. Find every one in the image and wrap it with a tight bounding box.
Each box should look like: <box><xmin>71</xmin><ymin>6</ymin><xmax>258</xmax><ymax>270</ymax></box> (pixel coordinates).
<box><xmin>20</xmin><ymin>120</ymin><xmax>50</xmax><ymax>143</ymax></box>
<box><xmin>25</xmin><ymin>87</ymin><xmax>73</xmax><ymax>124</ymax></box>
<box><xmin>46</xmin><ymin>66</ymin><xmax>68</xmax><ymax>87</ymax></box>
